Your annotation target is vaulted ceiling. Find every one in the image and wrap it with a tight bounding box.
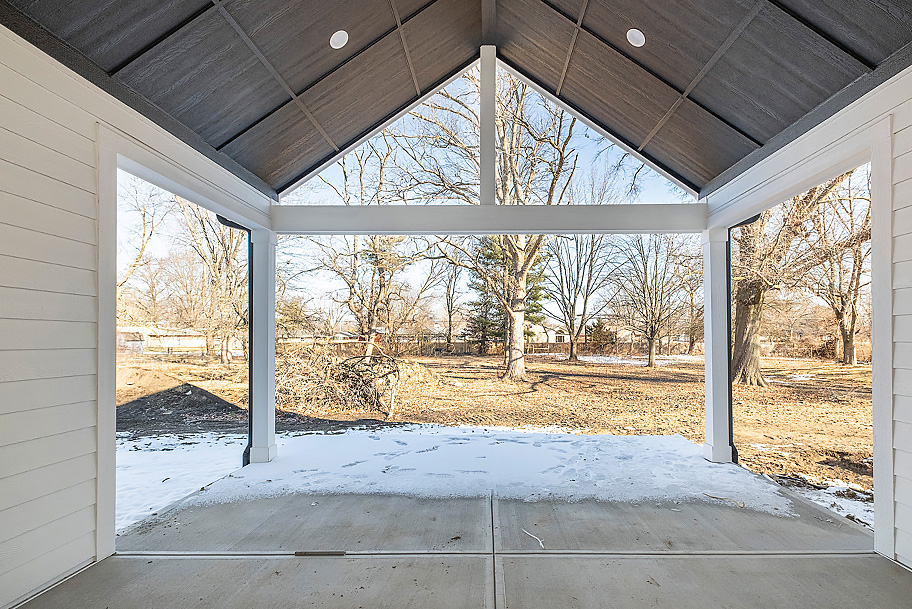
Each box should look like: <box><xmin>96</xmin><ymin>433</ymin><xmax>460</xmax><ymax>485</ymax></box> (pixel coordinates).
<box><xmin>3</xmin><ymin>0</ymin><xmax>912</xmax><ymax>198</ymax></box>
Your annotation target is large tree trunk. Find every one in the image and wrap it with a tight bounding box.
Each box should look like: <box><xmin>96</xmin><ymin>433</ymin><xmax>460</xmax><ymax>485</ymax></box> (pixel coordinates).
<box><xmin>568</xmin><ymin>335</ymin><xmax>578</xmax><ymax>361</ymax></box>
<box><xmin>731</xmin><ymin>279</ymin><xmax>767</xmax><ymax>387</ymax></box>
<box><xmin>503</xmin><ymin>280</ymin><xmax>527</xmax><ymax>381</ymax></box>
<box><xmin>840</xmin><ymin>321</ymin><xmax>857</xmax><ymax>365</ymax></box>
<box><xmin>646</xmin><ymin>337</ymin><xmax>656</xmax><ymax>367</ymax></box>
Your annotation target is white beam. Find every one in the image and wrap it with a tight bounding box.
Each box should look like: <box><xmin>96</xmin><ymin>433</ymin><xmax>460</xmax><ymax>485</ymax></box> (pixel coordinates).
<box><xmin>249</xmin><ymin>230</ymin><xmax>277</xmax><ymax>463</ymax></box>
<box><xmin>270</xmin><ymin>203</ymin><xmax>708</xmax><ymax>235</ymax></box>
<box><xmin>702</xmin><ymin>227</ymin><xmax>733</xmax><ymax>463</ymax></box>
<box><xmin>480</xmin><ymin>45</ymin><xmax>496</xmax><ymax>205</ymax></box>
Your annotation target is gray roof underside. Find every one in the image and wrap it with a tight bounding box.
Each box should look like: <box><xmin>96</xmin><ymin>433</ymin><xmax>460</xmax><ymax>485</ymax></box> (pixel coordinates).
<box><xmin>3</xmin><ymin>0</ymin><xmax>912</xmax><ymax>199</ymax></box>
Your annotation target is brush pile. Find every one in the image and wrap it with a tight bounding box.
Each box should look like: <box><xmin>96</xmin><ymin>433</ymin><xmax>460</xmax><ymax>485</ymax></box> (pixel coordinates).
<box><xmin>276</xmin><ymin>343</ymin><xmax>401</xmax><ymax>416</ymax></box>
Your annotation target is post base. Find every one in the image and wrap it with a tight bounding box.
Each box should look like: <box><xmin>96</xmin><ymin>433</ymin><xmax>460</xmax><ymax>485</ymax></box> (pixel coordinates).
<box><xmin>248</xmin><ymin>444</ymin><xmax>277</xmax><ymax>463</ymax></box>
<box><xmin>703</xmin><ymin>442</ymin><xmax>733</xmax><ymax>463</ymax></box>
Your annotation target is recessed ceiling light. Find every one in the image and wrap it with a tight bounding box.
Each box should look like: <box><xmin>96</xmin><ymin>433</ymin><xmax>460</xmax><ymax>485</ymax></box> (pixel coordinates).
<box><xmin>330</xmin><ymin>30</ymin><xmax>349</xmax><ymax>49</ymax></box>
<box><xmin>626</xmin><ymin>28</ymin><xmax>646</xmax><ymax>48</ymax></box>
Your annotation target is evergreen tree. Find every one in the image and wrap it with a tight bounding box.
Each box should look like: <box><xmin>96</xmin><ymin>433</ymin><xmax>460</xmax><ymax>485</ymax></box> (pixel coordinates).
<box><xmin>465</xmin><ymin>237</ymin><xmax>546</xmax><ymax>356</ymax></box>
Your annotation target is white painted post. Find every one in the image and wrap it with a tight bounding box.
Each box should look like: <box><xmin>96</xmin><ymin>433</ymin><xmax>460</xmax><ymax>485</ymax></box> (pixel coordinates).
<box><xmin>703</xmin><ymin>227</ymin><xmax>733</xmax><ymax>463</ymax></box>
<box><xmin>480</xmin><ymin>45</ymin><xmax>496</xmax><ymax>205</ymax></box>
<box><xmin>249</xmin><ymin>230</ymin><xmax>277</xmax><ymax>462</ymax></box>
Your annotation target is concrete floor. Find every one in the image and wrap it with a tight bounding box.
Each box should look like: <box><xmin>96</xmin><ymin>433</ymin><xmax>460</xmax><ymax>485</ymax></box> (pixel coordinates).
<box><xmin>20</xmin><ymin>489</ymin><xmax>912</xmax><ymax>608</ymax></box>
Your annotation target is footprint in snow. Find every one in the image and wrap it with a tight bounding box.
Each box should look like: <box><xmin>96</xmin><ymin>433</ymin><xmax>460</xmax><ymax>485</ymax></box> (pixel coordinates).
<box><xmin>341</xmin><ymin>460</ymin><xmax>366</xmax><ymax>468</ymax></box>
<box><xmin>393</xmin><ymin>440</ymin><xmax>408</xmax><ymax>446</ymax></box>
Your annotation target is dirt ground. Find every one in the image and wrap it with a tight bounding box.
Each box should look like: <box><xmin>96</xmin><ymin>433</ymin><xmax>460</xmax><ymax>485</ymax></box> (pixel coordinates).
<box><xmin>116</xmin><ymin>353</ymin><xmax>873</xmax><ymax>490</ymax></box>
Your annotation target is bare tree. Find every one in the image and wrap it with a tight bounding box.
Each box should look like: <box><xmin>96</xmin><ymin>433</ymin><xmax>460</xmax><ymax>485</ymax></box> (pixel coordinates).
<box><xmin>302</xmin><ymin>138</ymin><xmax>443</xmax><ymax>351</ymax></box>
<box><xmin>442</xmin><ymin>260</ymin><xmax>463</xmax><ymax>348</ymax></box>
<box><xmin>673</xmin><ymin>241</ymin><xmax>703</xmax><ymax>356</ymax></box>
<box><xmin>396</xmin><ymin>70</ymin><xmax>578</xmax><ymax>380</ymax></box>
<box><xmin>802</xmin><ymin>169</ymin><xmax>872</xmax><ymax>364</ymax></box>
<box><xmin>731</xmin><ymin>173</ymin><xmax>850</xmax><ymax>386</ymax></box>
<box><xmin>613</xmin><ymin>234</ymin><xmax>682</xmax><ymax>367</ymax></box>
<box><xmin>542</xmin><ymin>234</ymin><xmax>617</xmax><ymax>360</ymax></box>
<box><xmin>175</xmin><ymin>198</ymin><xmax>248</xmax><ymax>364</ymax></box>
<box><xmin>117</xmin><ymin>172</ymin><xmax>171</xmax><ymax>288</ymax></box>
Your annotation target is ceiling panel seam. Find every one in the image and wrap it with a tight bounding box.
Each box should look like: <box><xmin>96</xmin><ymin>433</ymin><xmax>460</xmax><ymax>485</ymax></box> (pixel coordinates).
<box><xmin>637</xmin><ymin>0</ymin><xmax>764</xmax><ymax>153</ymax></box>
<box><xmin>554</xmin><ymin>0</ymin><xmax>589</xmax><ymax>97</ymax></box>
<box><xmin>211</xmin><ymin>0</ymin><xmax>339</xmax><ymax>152</ymax></box>
<box><xmin>388</xmin><ymin>0</ymin><xmax>422</xmax><ymax>96</ymax></box>
<box><xmin>109</xmin><ymin>3</ymin><xmax>217</xmax><ymax>76</ymax></box>
<box><xmin>536</xmin><ymin>0</ymin><xmax>761</xmax><ymax>147</ymax></box>
<box><xmin>215</xmin><ymin>0</ymin><xmax>445</xmax><ymax>153</ymax></box>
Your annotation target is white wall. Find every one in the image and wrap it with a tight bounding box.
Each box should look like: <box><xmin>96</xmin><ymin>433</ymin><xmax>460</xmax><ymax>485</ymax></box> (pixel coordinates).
<box><xmin>0</xmin><ymin>24</ymin><xmax>273</xmax><ymax>609</ymax></box>
<box><xmin>891</xmin><ymin>103</ymin><xmax>912</xmax><ymax>566</ymax></box>
<box><xmin>705</xmin><ymin>64</ymin><xmax>912</xmax><ymax>566</ymax></box>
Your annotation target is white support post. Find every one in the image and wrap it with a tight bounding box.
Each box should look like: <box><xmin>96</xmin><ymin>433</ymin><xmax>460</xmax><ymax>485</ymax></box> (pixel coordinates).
<box><xmin>480</xmin><ymin>45</ymin><xmax>496</xmax><ymax>205</ymax></box>
<box><xmin>249</xmin><ymin>230</ymin><xmax>277</xmax><ymax>462</ymax></box>
<box><xmin>703</xmin><ymin>227</ymin><xmax>734</xmax><ymax>463</ymax></box>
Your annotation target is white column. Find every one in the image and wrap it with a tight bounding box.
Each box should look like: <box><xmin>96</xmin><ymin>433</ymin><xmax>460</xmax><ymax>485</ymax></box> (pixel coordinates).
<box><xmin>480</xmin><ymin>45</ymin><xmax>496</xmax><ymax>205</ymax></box>
<box><xmin>703</xmin><ymin>227</ymin><xmax>733</xmax><ymax>463</ymax></box>
<box><xmin>249</xmin><ymin>229</ymin><xmax>277</xmax><ymax>462</ymax></box>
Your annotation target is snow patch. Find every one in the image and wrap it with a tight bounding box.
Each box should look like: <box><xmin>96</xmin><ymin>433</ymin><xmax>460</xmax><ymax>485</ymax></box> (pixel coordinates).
<box><xmin>790</xmin><ymin>484</ymin><xmax>874</xmax><ymax>529</ymax></box>
<box><xmin>180</xmin><ymin>425</ymin><xmax>792</xmax><ymax>515</ymax></box>
<box><xmin>116</xmin><ymin>433</ymin><xmax>246</xmax><ymax>530</ymax></box>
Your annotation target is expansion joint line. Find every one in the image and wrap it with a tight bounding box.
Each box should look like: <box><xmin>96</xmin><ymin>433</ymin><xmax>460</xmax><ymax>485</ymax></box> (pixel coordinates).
<box><xmin>211</xmin><ymin>0</ymin><xmax>339</xmax><ymax>152</ymax></box>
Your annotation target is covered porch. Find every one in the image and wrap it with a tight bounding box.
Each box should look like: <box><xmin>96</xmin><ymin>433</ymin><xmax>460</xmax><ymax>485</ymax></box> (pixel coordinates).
<box><xmin>2</xmin><ymin>0</ymin><xmax>912</xmax><ymax>607</ymax></box>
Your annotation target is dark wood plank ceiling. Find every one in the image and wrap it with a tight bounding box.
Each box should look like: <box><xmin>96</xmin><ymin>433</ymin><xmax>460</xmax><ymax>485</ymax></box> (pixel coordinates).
<box><xmin>3</xmin><ymin>0</ymin><xmax>912</xmax><ymax>197</ymax></box>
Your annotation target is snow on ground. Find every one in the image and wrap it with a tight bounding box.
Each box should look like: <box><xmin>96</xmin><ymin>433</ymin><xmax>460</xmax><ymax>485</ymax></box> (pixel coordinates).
<box><xmin>182</xmin><ymin>425</ymin><xmax>793</xmax><ymax>515</ymax></box>
<box><xmin>790</xmin><ymin>484</ymin><xmax>874</xmax><ymax>529</ymax></box>
<box><xmin>116</xmin><ymin>433</ymin><xmax>246</xmax><ymax>530</ymax></box>
<box><xmin>529</xmin><ymin>353</ymin><xmax>703</xmax><ymax>367</ymax></box>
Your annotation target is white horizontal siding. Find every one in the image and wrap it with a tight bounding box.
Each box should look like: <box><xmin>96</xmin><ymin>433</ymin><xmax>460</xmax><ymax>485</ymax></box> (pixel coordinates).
<box><xmin>0</xmin><ymin>375</ymin><xmax>96</xmax><ymax>416</ymax></box>
<box><xmin>0</xmin><ymin>455</ymin><xmax>96</xmax><ymax>513</ymax></box>
<box><xmin>0</xmin><ymin>94</ymin><xmax>95</xmax><ymax>162</ymax></box>
<box><xmin>0</xmin><ymin>483</ymin><xmax>96</xmax><ymax>547</ymax></box>
<box><xmin>0</xmin><ymin>126</ymin><xmax>95</xmax><ymax>193</ymax></box>
<box><xmin>0</xmin><ymin>223</ymin><xmax>96</xmax><ymax>270</ymax></box>
<box><xmin>0</xmin><ymin>427</ymin><xmax>96</xmax><ymax>479</ymax></box>
<box><xmin>0</xmin><ymin>533</ymin><xmax>94</xmax><ymax>609</ymax></box>
<box><xmin>893</xmin><ymin>179</ymin><xmax>912</xmax><ymax>212</ymax></box>
<box><xmin>0</xmin><ymin>256</ymin><xmax>97</xmax><ymax>295</ymax></box>
<box><xmin>0</xmin><ymin>159</ymin><xmax>95</xmax><ymax>219</ymax></box>
<box><xmin>896</xmin><ymin>112</ymin><xmax>912</xmax><ymax>568</ymax></box>
<box><xmin>893</xmin><ymin>205</ymin><xmax>912</xmax><ymax>237</ymax></box>
<box><xmin>0</xmin><ymin>505</ymin><xmax>95</xmax><ymax>575</ymax></box>
<box><xmin>896</xmin><ymin>150</ymin><xmax>912</xmax><ymax>184</ymax></box>
<box><xmin>0</xmin><ymin>287</ymin><xmax>96</xmax><ymax>323</ymax></box>
<box><xmin>0</xmin><ymin>320</ymin><xmax>97</xmax><ymax>351</ymax></box>
<box><xmin>0</xmin><ymin>401</ymin><xmax>96</xmax><ymax>445</ymax></box>
<box><xmin>0</xmin><ymin>191</ymin><xmax>95</xmax><ymax>243</ymax></box>
<box><xmin>0</xmin><ymin>348</ymin><xmax>96</xmax><ymax>383</ymax></box>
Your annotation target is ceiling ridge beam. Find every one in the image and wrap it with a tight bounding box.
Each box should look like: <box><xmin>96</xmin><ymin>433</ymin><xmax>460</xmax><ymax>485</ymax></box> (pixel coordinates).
<box><xmin>109</xmin><ymin>3</ymin><xmax>218</xmax><ymax>76</ymax></box>
<box><xmin>537</xmin><ymin>0</ymin><xmax>761</xmax><ymax>147</ymax></box>
<box><xmin>211</xmin><ymin>0</ymin><xmax>339</xmax><ymax>152</ymax></box>
<box><xmin>555</xmin><ymin>0</ymin><xmax>589</xmax><ymax>97</ymax></box>
<box><xmin>388</xmin><ymin>0</ymin><xmax>422</xmax><ymax>96</ymax></box>
<box><xmin>216</xmin><ymin>0</ymin><xmax>444</xmax><ymax>153</ymax></box>
<box><xmin>638</xmin><ymin>1</ymin><xmax>763</xmax><ymax>152</ymax></box>
<box><xmin>482</xmin><ymin>0</ymin><xmax>496</xmax><ymax>44</ymax></box>
<box><xmin>762</xmin><ymin>0</ymin><xmax>877</xmax><ymax>70</ymax></box>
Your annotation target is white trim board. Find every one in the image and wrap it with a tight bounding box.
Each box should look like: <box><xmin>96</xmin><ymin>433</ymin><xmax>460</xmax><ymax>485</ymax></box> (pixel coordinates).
<box><xmin>270</xmin><ymin>203</ymin><xmax>708</xmax><ymax>235</ymax></box>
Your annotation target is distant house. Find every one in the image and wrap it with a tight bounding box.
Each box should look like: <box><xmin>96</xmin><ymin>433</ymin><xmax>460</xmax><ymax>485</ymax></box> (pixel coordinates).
<box><xmin>115</xmin><ymin>331</ymin><xmax>144</xmax><ymax>353</ymax></box>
